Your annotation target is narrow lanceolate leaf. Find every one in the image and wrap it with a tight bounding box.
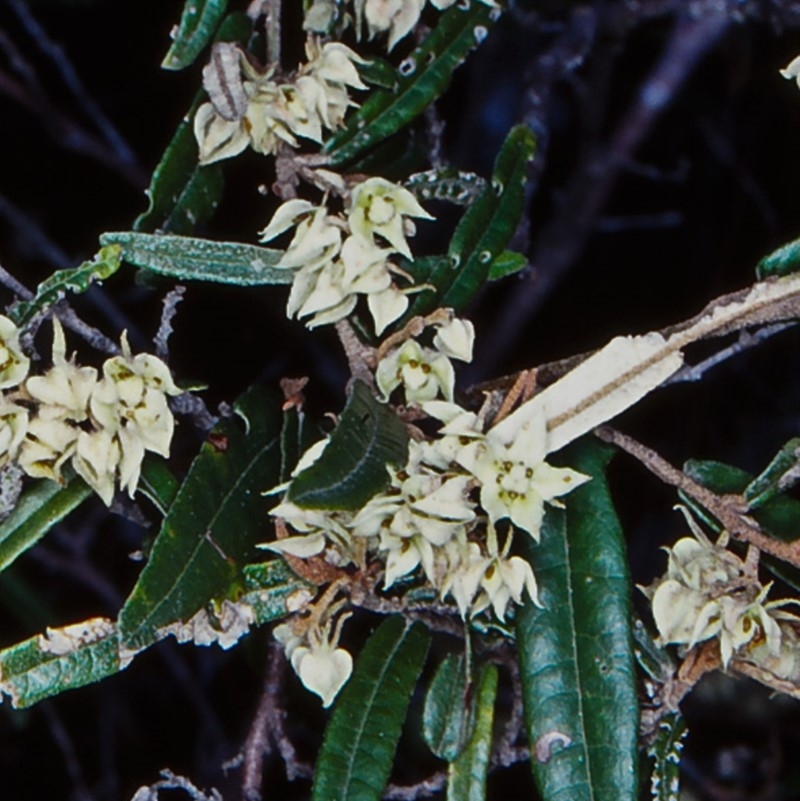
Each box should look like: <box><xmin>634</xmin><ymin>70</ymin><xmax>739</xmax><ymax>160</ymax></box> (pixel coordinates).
<box><xmin>118</xmin><ymin>385</ymin><xmax>282</xmax><ymax>651</ymax></box>
<box><xmin>423</xmin><ymin>652</ymin><xmax>474</xmax><ymax>761</ymax></box>
<box><xmin>134</xmin><ymin>11</ymin><xmax>251</xmax><ymax>234</ymax></box>
<box><xmin>0</xmin><ymin>618</ymin><xmax>120</xmax><ymax>708</ymax></box>
<box><xmin>312</xmin><ymin>617</ymin><xmax>430</xmax><ymax>801</ymax></box>
<box><xmin>0</xmin><ymin>476</ymin><xmax>92</xmax><ymax>575</ymax></box>
<box><xmin>9</xmin><ymin>246</ymin><xmax>122</xmax><ymax>329</ymax></box>
<box><xmin>287</xmin><ymin>381</ymin><xmax>409</xmax><ymax>510</ymax></box>
<box><xmin>100</xmin><ymin>232</ymin><xmax>290</xmax><ymax>286</ymax></box>
<box><xmin>647</xmin><ymin>713</ymin><xmax>686</xmax><ymax>801</ymax></box>
<box><xmin>756</xmin><ymin>236</ymin><xmax>800</xmax><ymax>279</ymax></box>
<box><xmin>133</xmin><ymin>92</ymin><xmax>223</xmax><ymax>235</ymax></box>
<box><xmin>162</xmin><ymin>0</ymin><xmax>229</xmax><ymax>71</ymax></box>
<box><xmin>447</xmin><ymin>664</ymin><xmax>498</xmax><ymax>801</ymax></box>
<box><xmin>744</xmin><ymin>438</ymin><xmax>800</xmax><ymax>509</ymax></box>
<box><xmin>516</xmin><ymin>439</ymin><xmax>639</xmax><ymax>801</ymax></box>
<box><xmin>324</xmin><ymin>0</ymin><xmax>495</xmax><ymax>165</ymax></box>
<box><xmin>409</xmin><ymin>125</ymin><xmax>535</xmax><ymax>316</ymax></box>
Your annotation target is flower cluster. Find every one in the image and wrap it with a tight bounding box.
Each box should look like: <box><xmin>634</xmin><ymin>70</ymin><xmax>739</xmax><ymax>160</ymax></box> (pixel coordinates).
<box><xmin>376</xmin><ymin>313</ymin><xmax>474</xmax><ymax>403</ymax></box>
<box><xmin>645</xmin><ymin>510</ymin><xmax>800</xmax><ymax>670</ymax></box>
<box><xmin>304</xmin><ymin>0</ymin><xmax>496</xmax><ymax>51</ymax></box>
<box><xmin>0</xmin><ymin>317</ymin><xmax>181</xmax><ymax>506</ymax></box>
<box><xmin>195</xmin><ymin>38</ymin><xmax>366</xmax><ymax>165</ymax></box>
<box><xmin>268</xmin><ymin>388</ymin><xmax>588</xmax><ymax>623</ymax></box>
<box><xmin>259</xmin><ymin>177</ymin><xmax>433</xmax><ymax>332</ymax></box>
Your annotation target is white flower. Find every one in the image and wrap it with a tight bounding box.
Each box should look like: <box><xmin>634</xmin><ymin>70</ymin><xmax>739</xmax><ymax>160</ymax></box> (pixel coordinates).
<box><xmin>348</xmin><ymin>177</ymin><xmax>433</xmax><ymax>258</ymax></box>
<box><xmin>0</xmin><ymin>402</ymin><xmax>28</xmax><ymax>466</ymax></box>
<box><xmin>457</xmin><ymin>404</ymin><xmax>589</xmax><ymax>540</ymax></box>
<box><xmin>356</xmin><ymin>0</ymin><xmax>425</xmax><ymax>50</ymax></box>
<box><xmin>275</xmin><ymin>616</ymin><xmax>353</xmax><ymax>707</ymax></box>
<box><xmin>25</xmin><ymin>320</ymin><xmax>97</xmax><ymax>422</ymax></box>
<box><xmin>0</xmin><ymin>316</ymin><xmax>29</xmax><ymax>390</ymax></box>
<box><xmin>433</xmin><ymin>316</ymin><xmax>475</xmax><ymax>363</ymax></box>
<box><xmin>648</xmin><ymin>513</ymin><xmax>800</xmax><ymax>669</ymax></box>
<box><xmin>376</xmin><ymin>339</ymin><xmax>455</xmax><ymax>403</ymax></box>
<box><xmin>18</xmin><ymin>416</ymin><xmax>78</xmax><ymax>483</ymax></box>
<box><xmin>72</xmin><ymin>428</ymin><xmax>121</xmax><ymax>506</ymax></box>
<box><xmin>781</xmin><ymin>54</ymin><xmax>800</xmax><ymax>88</ymax></box>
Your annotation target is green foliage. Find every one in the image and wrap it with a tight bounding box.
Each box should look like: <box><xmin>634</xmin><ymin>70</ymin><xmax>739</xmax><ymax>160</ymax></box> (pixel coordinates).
<box><xmin>0</xmin><ymin>475</ymin><xmax>92</xmax><ymax>575</ymax></box>
<box><xmin>312</xmin><ymin>617</ymin><xmax>431</xmax><ymax>801</ymax></box>
<box><xmin>134</xmin><ymin>13</ymin><xmax>251</xmax><ymax>234</ymax></box>
<box><xmin>287</xmin><ymin>381</ymin><xmax>409</xmax><ymax>510</ymax></box>
<box><xmin>118</xmin><ymin>385</ymin><xmax>283</xmax><ymax>650</ymax></box>
<box><xmin>422</xmin><ymin>651</ymin><xmax>474</xmax><ymax>761</ymax></box>
<box><xmin>0</xmin><ymin>620</ymin><xmax>121</xmax><ymax>708</ymax></box>
<box><xmin>488</xmin><ymin>250</ymin><xmax>529</xmax><ymax>281</ymax></box>
<box><xmin>9</xmin><ymin>246</ymin><xmax>121</xmax><ymax>328</ymax></box>
<box><xmin>744</xmin><ymin>437</ymin><xmax>800</xmax><ymax>508</ymax></box>
<box><xmin>324</xmin><ymin>0</ymin><xmax>496</xmax><ymax>165</ymax></box>
<box><xmin>100</xmin><ymin>232</ymin><xmax>291</xmax><ymax>286</ymax></box>
<box><xmin>516</xmin><ymin>439</ymin><xmax>639</xmax><ymax>801</ymax></box>
<box><xmin>756</xmin><ymin>236</ymin><xmax>800</xmax><ymax>279</ymax></box>
<box><xmin>446</xmin><ymin>663</ymin><xmax>498</xmax><ymax>801</ymax></box>
<box><xmin>162</xmin><ymin>0</ymin><xmax>229</xmax><ymax>70</ymax></box>
<box><xmin>409</xmin><ymin>125</ymin><xmax>536</xmax><ymax>316</ymax></box>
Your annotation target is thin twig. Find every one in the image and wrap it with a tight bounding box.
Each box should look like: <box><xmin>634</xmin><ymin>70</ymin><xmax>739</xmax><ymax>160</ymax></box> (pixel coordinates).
<box><xmin>154</xmin><ymin>285</ymin><xmax>186</xmax><ymax>361</ymax></box>
<box><xmin>265</xmin><ymin>0</ymin><xmax>282</xmax><ymax>66</ymax></box>
<box><xmin>383</xmin><ymin>771</ymin><xmax>448</xmax><ymax>800</ymax></box>
<box><xmin>594</xmin><ymin>426</ymin><xmax>800</xmax><ymax>569</ymax></box>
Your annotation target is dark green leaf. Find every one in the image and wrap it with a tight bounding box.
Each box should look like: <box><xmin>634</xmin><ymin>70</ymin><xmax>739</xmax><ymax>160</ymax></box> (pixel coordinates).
<box><xmin>287</xmin><ymin>381</ymin><xmax>409</xmax><ymax>510</ymax></box>
<box><xmin>632</xmin><ymin>618</ymin><xmax>674</xmax><ymax>683</ymax></box>
<box><xmin>0</xmin><ymin>619</ymin><xmax>121</xmax><ymax>708</ymax></box>
<box><xmin>488</xmin><ymin>250</ymin><xmax>528</xmax><ymax>281</ymax></box>
<box><xmin>423</xmin><ymin>651</ymin><xmax>474</xmax><ymax>761</ymax></box>
<box><xmin>744</xmin><ymin>438</ymin><xmax>800</xmax><ymax>509</ymax></box>
<box><xmin>162</xmin><ymin>0</ymin><xmax>229</xmax><ymax>71</ymax></box>
<box><xmin>118</xmin><ymin>385</ymin><xmax>283</xmax><ymax>650</ymax></box>
<box><xmin>646</xmin><ymin>713</ymin><xmax>686</xmax><ymax>801</ymax></box>
<box><xmin>0</xmin><ymin>476</ymin><xmax>92</xmax><ymax>575</ymax></box>
<box><xmin>357</xmin><ymin>56</ymin><xmax>398</xmax><ymax>90</ymax></box>
<box><xmin>133</xmin><ymin>93</ymin><xmax>224</xmax><ymax>235</ymax></box>
<box><xmin>100</xmin><ymin>232</ymin><xmax>291</xmax><ymax>286</ymax></box>
<box><xmin>756</xmin><ymin>236</ymin><xmax>800</xmax><ymax>279</ymax></box>
<box><xmin>516</xmin><ymin>439</ymin><xmax>638</xmax><ymax>801</ymax></box>
<box><xmin>138</xmin><ymin>456</ymin><xmax>181</xmax><ymax>516</ymax></box>
<box><xmin>312</xmin><ymin>617</ymin><xmax>430</xmax><ymax>801</ymax></box>
<box><xmin>409</xmin><ymin>125</ymin><xmax>535</xmax><ymax>316</ymax></box>
<box><xmin>447</xmin><ymin>663</ymin><xmax>498</xmax><ymax>801</ymax></box>
<box><xmin>405</xmin><ymin>168</ymin><xmax>487</xmax><ymax>206</ymax></box>
<box><xmin>134</xmin><ymin>12</ymin><xmax>251</xmax><ymax>234</ymax></box>
<box><xmin>684</xmin><ymin>459</ymin><xmax>800</xmax><ymax>543</ymax></box>
<box><xmin>324</xmin><ymin>0</ymin><xmax>495</xmax><ymax>165</ymax></box>
<box><xmin>9</xmin><ymin>246</ymin><xmax>122</xmax><ymax>328</ymax></box>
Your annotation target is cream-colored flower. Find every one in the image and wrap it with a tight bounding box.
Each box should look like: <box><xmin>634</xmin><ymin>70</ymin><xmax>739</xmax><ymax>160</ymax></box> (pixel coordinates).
<box><xmin>72</xmin><ymin>428</ymin><xmax>121</xmax><ymax>506</ymax></box>
<box><xmin>17</xmin><ymin>416</ymin><xmax>78</xmax><ymax>483</ymax></box>
<box><xmin>0</xmin><ymin>402</ymin><xmax>28</xmax><ymax>466</ymax></box>
<box><xmin>648</xmin><ymin>513</ymin><xmax>800</xmax><ymax>669</ymax></box>
<box><xmin>348</xmin><ymin>177</ymin><xmax>433</xmax><ymax>258</ymax></box>
<box><xmin>356</xmin><ymin>0</ymin><xmax>425</xmax><ymax>50</ymax></box>
<box><xmin>781</xmin><ymin>54</ymin><xmax>800</xmax><ymax>88</ymax></box>
<box><xmin>194</xmin><ymin>102</ymin><xmax>251</xmax><ymax>165</ymax></box>
<box><xmin>275</xmin><ymin>615</ymin><xmax>353</xmax><ymax>707</ymax></box>
<box><xmin>376</xmin><ymin>339</ymin><xmax>455</xmax><ymax>403</ymax></box>
<box><xmin>0</xmin><ymin>316</ymin><xmax>29</xmax><ymax>390</ymax></box>
<box><xmin>305</xmin><ymin>40</ymin><xmax>368</xmax><ymax>92</ymax></box>
<box><xmin>24</xmin><ymin>320</ymin><xmax>97</xmax><ymax>422</ymax></box>
<box><xmin>433</xmin><ymin>316</ymin><xmax>475</xmax><ymax>362</ymax></box>
<box><xmin>456</xmin><ymin>404</ymin><xmax>589</xmax><ymax>540</ymax></box>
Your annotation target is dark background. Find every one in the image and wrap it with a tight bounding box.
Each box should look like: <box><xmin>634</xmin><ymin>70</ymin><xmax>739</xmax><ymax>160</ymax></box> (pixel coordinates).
<box><xmin>3</xmin><ymin>0</ymin><xmax>800</xmax><ymax>799</ymax></box>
